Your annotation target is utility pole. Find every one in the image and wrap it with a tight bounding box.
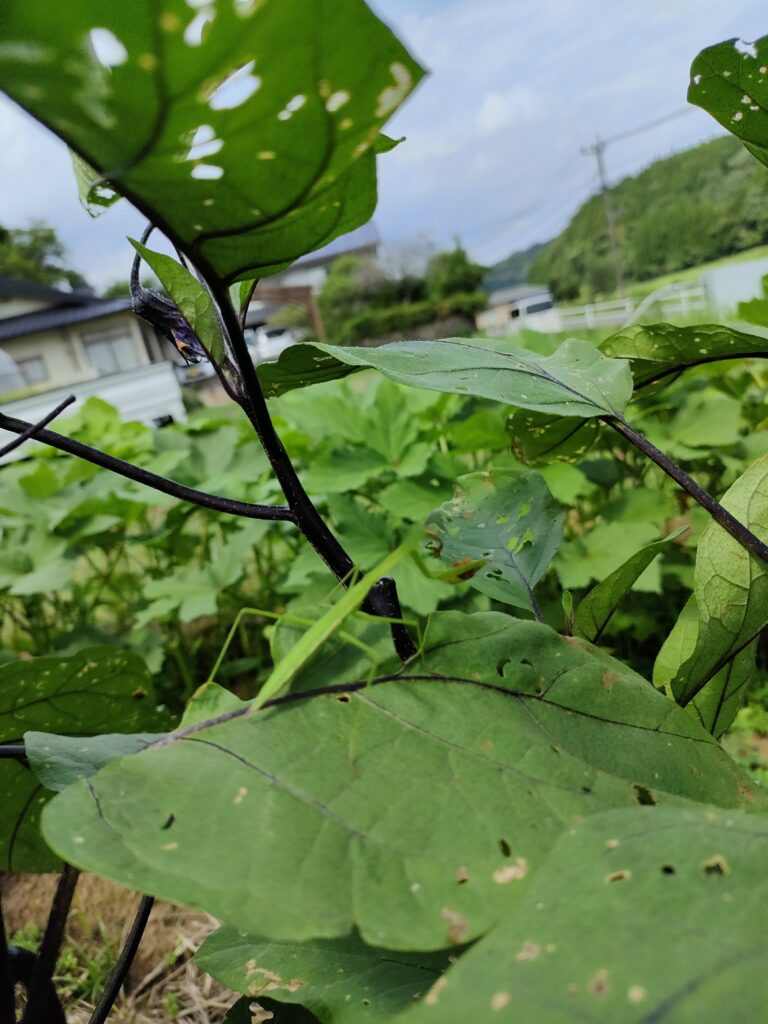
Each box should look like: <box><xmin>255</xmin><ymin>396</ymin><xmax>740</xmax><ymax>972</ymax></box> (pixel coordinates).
<box><xmin>581</xmin><ymin>109</ymin><xmax>694</xmax><ymax>300</ymax></box>
<box><xmin>582</xmin><ymin>135</ymin><xmax>625</xmax><ymax>297</ymax></box>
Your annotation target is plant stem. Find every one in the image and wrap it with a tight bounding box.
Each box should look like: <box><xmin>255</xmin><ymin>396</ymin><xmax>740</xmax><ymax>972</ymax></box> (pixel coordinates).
<box><xmin>205</xmin><ymin>276</ymin><xmax>417</xmax><ymax>660</ymax></box>
<box><xmin>87</xmin><ymin>896</ymin><xmax>154</xmax><ymax>1024</ymax></box>
<box><xmin>606</xmin><ymin>416</ymin><xmax>768</xmax><ymax>565</ymax></box>
<box><xmin>0</xmin><ymin>892</ymin><xmax>15</xmax><ymax>1024</ymax></box>
<box><xmin>0</xmin><ymin>394</ymin><xmax>75</xmax><ymax>460</ymax></box>
<box><xmin>21</xmin><ymin>864</ymin><xmax>79</xmax><ymax>1024</ymax></box>
<box><xmin>0</xmin><ymin>414</ymin><xmax>294</xmax><ymax>524</ymax></box>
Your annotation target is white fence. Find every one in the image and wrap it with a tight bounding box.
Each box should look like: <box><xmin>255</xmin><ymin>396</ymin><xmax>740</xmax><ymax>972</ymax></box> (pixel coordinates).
<box><xmin>483</xmin><ymin>283</ymin><xmax>709</xmax><ymax>338</ymax></box>
<box><xmin>556</xmin><ymin>284</ymin><xmax>708</xmax><ymax>332</ymax></box>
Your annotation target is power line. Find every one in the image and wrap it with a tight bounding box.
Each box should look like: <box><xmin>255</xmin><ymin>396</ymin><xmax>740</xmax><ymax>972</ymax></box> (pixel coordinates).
<box><xmin>600</xmin><ymin>107</ymin><xmax>695</xmax><ymax>148</ymax></box>
<box><xmin>581</xmin><ymin>107</ymin><xmax>697</xmax><ymax>296</ymax></box>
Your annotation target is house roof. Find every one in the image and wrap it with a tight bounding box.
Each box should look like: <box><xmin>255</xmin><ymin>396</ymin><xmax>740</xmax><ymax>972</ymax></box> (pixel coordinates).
<box><xmin>292</xmin><ymin>221</ymin><xmax>380</xmax><ymax>269</ymax></box>
<box><xmin>0</xmin><ymin>275</ymin><xmax>95</xmax><ymax>306</ymax></box>
<box><xmin>488</xmin><ymin>284</ymin><xmax>552</xmax><ymax>306</ymax></box>
<box><xmin>0</xmin><ymin>297</ymin><xmax>133</xmax><ymax>342</ymax></box>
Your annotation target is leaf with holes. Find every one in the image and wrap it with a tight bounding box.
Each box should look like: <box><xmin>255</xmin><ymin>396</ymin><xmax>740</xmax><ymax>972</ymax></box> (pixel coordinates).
<box><xmin>508</xmin><ymin>411</ymin><xmax>599</xmax><ymax>465</ymax></box>
<box><xmin>424</xmin><ymin>471</ymin><xmax>563</xmax><ymax>614</ymax></box>
<box><xmin>256</xmin><ymin>343</ymin><xmax>358</xmax><ymax>398</ymax></box>
<box><xmin>197</xmin><ymin>927</ymin><xmax>452</xmax><ymax>1023</ymax></box>
<box><xmin>130</xmin><ymin>240</ymin><xmax>226</xmax><ymax>363</ymax></box>
<box><xmin>70</xmin><ymin>149</ymin><xmax>119</xmax><ymax>216</ymax></box>
<box><xmin>574</xmin><ymin>529</ymin><xmax>686</xmax><ymax>644</ymax></box>
<box><xmin>0</xmin><ymin>648</ymin><xmax>157</xmax><ymax>872</ymax></box>
<box><xmin>600</xmin><ymin>322</ymin><xmax>768</xmax><ymax>388</ymax></box>
<box><xmin>311</xmin><ymin>339</ymin><xmax>632</xmax><ymax>418</ymax></box>
<box><xmin>655</xmin><ymin>456</ymin><xmax>768</xmax><ymax>726</ymax></box>
<box><xmin>689</xmin><ymin>35</ymin><xmax>768</xmax><ymax>168</ymax></box>
<box><xmin>41</xmin><ymin>612</ymin><xmax>760</xmax><ymax>950</ymax></box>
<box><xmin>394</xmin><ymin>805</ymin><xmax>768</xmax><ymax>1024</ymax></box>
<box><xmin>0</xmin><ymin>0</ymin><xmax>423</xmax><ymax>281</ymax></box>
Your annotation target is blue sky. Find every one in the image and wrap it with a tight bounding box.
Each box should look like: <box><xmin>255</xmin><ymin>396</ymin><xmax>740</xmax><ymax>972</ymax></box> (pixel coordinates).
<box><xmin>0</xmin><ymin>0</ymin><xmax>766</xmax><ymax>288</ymax></box>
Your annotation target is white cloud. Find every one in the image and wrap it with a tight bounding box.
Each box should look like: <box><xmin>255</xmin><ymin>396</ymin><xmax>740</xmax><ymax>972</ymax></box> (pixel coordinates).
<box><xmin>477</xmin><ymin>86</ymin><xmax>543</xmax><ymax>136</ymax></box>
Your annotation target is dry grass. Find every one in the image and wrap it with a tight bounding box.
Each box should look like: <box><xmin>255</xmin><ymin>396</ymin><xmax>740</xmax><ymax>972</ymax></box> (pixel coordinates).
<box><xmin>2</xmin><ymin>873</ymin><xmax>239</xmax><ymax>1022</ymax></box>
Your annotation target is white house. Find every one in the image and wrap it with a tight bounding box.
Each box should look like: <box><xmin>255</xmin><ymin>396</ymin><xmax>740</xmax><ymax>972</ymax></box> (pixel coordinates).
<box><xmin>0</xmin><ymin>277</ymin><xmax>185</xmax><ymax>428</ymax></box>
<box><xmin>476</xmin><ymin>284</ymin><xmax>558</xmax><ymax>336</ymax></box>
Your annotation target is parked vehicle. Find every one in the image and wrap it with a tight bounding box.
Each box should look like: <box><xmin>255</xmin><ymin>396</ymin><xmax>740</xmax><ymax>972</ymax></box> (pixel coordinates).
<box><xmin>245</xmin><ymin>325</ymin><xmax>299</xmax><ymax>364</ymax></box>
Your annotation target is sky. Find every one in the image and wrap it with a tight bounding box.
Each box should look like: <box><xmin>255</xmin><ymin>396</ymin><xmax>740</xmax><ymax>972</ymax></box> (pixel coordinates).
<box><xmin>0</xmin><ymin>0</ymin><xmax>766</xmax><ymax>289</ymax></box>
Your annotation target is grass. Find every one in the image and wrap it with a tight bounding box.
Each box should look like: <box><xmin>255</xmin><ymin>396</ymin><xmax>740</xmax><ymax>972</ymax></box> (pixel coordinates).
<box><xmin>623</xmin><ymin>245</ymin><xmax>768</xmax><ymax>301</ymax></box>
<box><xmin>4</xmin><ymin>874</ymin><xmax>237</xmax><ymax>1023</ymax></box>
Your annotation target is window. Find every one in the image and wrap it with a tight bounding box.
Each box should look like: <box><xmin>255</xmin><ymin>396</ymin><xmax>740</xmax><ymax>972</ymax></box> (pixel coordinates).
<box><xmin>524</xmin><ymin>299</ymin><xmax>554</xmax><ymax>315</ymax></box>
<box><xmin>81</xmin><ymin>326</ymin><xmax>140</xmax><ymax>376</ymax></box>
<box><xmin>17</xmin><ymin>355</ymin><xmax>47</xmax><ymax>385</ymax></box>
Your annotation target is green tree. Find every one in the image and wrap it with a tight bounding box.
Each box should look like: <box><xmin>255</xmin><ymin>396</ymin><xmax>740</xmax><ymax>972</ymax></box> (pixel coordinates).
<box><xmin>317</xmin><ymin>254</ymin><xmax>386</xmax><ymax>338</ymax></box>
<box><xmin>425</xmin><ymin>241</ymin><xmax>485</xmax><ymax>298</ymax></box>
<box><xmin>0</xmin><ymin>221</ymin><xmax>87</xmax><ymax>288</ymax></box>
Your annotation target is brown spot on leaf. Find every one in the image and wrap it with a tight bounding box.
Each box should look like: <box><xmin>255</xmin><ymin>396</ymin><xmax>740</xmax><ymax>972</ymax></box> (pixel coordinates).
<box><xmin>605</xmin><ymin>838</ymin><xmax>620</xmax><ymax>849</ymax></box>
<box><xmin>456</xmin><ymin>866</ymin><xmax>469</xmax><ymax>884</ymax></box>
<box><xmin>132</xmin><ymin>688</ymin><xmax>146</xmax><ymax>700</ymax></box>
<box><xmin>605</xmin><ymin>869</ymin><xmax>631</xmax><ymax>883</ymax></box>
<box><xmin>602</xmin><ymin>671</ymin><xmax>619</xmax><ymax>690</ymax></box>
<box><xmin>246</xmin><ymin>964</ymin><xmax>305</xmax><ymax>995</ymax></box>
<box><xmin>493</xmin><ymin>858</ymin><xmax>528</xmax><ymax>884</ymax></box>
<box><xmin>515</xmin><ymin>940</ymin><xmax>541</xmax><ymax>962</ymax></box>
<box><xmin>452</xmin><ymin>557</ymin><xmax>482</xmax><ymax>581</ymax></box>
<box><xmin>588</xmin><ymin>969</ymin><xmax>609</xmax><ymax>997</ymax></box>
<box><xmin>441</xmin><ymin>907</ymin><xmax>469</xmax><ymax>944</ymax></box>
<box><xmin>249</xmin><ymin>1004</ymin><xmax>274</xmax><ymax>1024</ymax></box>
<box><xmin>701</xmin><ymin>854</ymin><xmax>730</xmax><ymax>876</ymax></box>
<box><xmin>425</xmin><ymin>977</ymin><xmax>448</xmax><ymax>1006</ymax></box>
<box><xmin>491</xmin><ymin>992</ymin><xmax>511</xmax><ymax>1010</ymax></box>
<box><xmin>628</xmin><ymin>985</ymin><xmax>647</xmax><ymax>1004</ymax></box>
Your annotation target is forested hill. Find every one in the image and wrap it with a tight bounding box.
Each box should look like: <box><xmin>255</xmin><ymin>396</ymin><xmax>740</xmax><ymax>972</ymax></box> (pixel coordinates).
<box><xmin>482</xmin><ymin>241</ymin><xmax>547</xmax><ymax>292</ymax></box>
<box><xmin>526</xmin><ymin>135</ymin><xmax>768</xmax><ymax>300</ymax></box>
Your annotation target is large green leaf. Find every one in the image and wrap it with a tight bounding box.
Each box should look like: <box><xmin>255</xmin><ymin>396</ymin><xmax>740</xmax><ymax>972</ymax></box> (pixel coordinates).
<box><xmin>394</xmin><ymin>805</ymin><xmax>768</xmax><ymax>1024</ymax></box>
<box><xmin>689</xmin><ymin>35</ymin><xmax>768</xmax><ymax>168</ymax></box>
<box><xmin>197</xmin><ymin>927</ymin><xmax>450</xmax><ymax>1023</ymax></box>
<box><xmin>424</xmin><ymin>471</ymin><xmax>563</xmax><ymax>614</ymax></box>
<box><xmin>258</xmin><ymin>345</ymin><xmax>359</xmax><ymax>399</ymax></box>
<box><xmin>600</xmin><ymin>323</ymin><xmax>768</xmax><ymax>387</ymax></box>
<box><xmin>0</xmin><ymin>0</ymin><xmax>423</xmax><ymax>281</ymax></box>
<box><xmin>0</xmin><ymin>648</ymin><xmax>157</xmax><ymax>872</ymax></box>
<box><xmin>312</xmin><ymin>339</ymin><xmax>632</xmax><ymax>418</ymax></box>
<box><xmin>574</xmin><ymin>530</ymin><xmax>685</xmax><ymax>644</ymax></box>
<box><xmin>41</xmin><ymin>612</ymin><xmax>759</xmax><ymax>949</ymax></box>
<box><xmin>508</xmin><ymin>411</ymin><xmax>598</xmax><ymax>465</ymax></box>
<box><xmin>26</xmin><ymin>732</ymin><xmax>164</xmax><ymax>792</ymax></box>
<box><xmin>654</xmin><ymin>596</ymin><xmax>759</xmax><ymax>740</ymax></box>
<box><xmin>655</xmin><ymin>456</ymin><xmax>768</xmax><ymax>726</ymax></box>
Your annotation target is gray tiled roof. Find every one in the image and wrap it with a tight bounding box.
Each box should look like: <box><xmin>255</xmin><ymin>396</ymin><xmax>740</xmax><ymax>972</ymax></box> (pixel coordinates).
<box><xmin>0</xmin><ymin>276</ymin><xmax>94</xmax><ymax>305</ymax></box>
<box><xmin>0</xmin><ymin>298</ymin><xmax>133</xmax><ymax>342</ymax></box>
